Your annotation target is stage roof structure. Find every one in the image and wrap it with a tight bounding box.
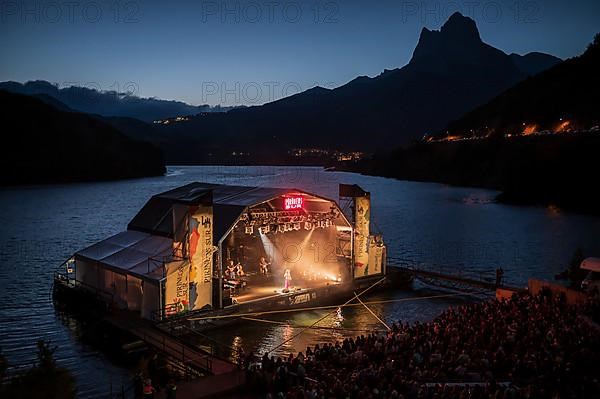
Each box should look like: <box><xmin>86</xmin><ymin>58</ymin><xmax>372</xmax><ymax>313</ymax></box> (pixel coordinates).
<box><xmin>76</xmin><ymin>182</ymin><xmax>343</xmax><ymax>283</ymax></box>
<box><xmin>127</xmin><ymin>182</ymin><xmax>325</xmax><ymax>244</ymax></box>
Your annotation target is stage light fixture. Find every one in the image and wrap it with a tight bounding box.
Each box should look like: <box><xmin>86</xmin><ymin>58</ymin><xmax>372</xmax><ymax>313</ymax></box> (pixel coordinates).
<box><xmin>293</xmin><ymin>223</ymin><xmax>301</xmax><ymax>231</ymax></box>
<box><xmin>304</xmin><ymin>222</ymin><xmax>312</xmax><ymax>230</ymax></box>
<box><xmin>245</xmin><ymin>226</ymin><xmax>254</xmax><ymax>234</ymax></box>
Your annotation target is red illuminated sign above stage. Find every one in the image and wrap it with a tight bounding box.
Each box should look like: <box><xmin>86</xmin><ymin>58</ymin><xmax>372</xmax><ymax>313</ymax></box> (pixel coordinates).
<box><xmin>284</xmin><ymin>196</ymin><xmax>303</xmax><ymax>210</ymax></box>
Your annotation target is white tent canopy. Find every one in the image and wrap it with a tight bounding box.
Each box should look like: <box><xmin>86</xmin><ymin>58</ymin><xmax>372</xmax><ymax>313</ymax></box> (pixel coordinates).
<box><xmin>74</xmin><ymin>230</ymin><xmax>176</xmax><ymax>318</ymax></box>
<box><xmin>75</xmin><ymin>230</ymin><xmax>173</xmax><ymax>282</ymax></box>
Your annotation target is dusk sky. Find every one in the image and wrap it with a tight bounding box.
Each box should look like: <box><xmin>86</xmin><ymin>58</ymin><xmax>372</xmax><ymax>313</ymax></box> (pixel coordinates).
<box><xmin>1</xmin><ymin>0</ymin><xmax>599</xmax><ymax>106</ymax></box>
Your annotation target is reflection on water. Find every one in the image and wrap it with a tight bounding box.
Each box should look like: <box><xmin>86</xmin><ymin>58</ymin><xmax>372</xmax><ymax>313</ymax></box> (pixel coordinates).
<box><xmin>1</xmin><ymin>166</ymin><xmax>599</xmax><ymax>397</ymax></box>
<box><xmin>206</xmin><ymin>288</ymin><xmax>484</xmax><ymax>361</ymax></box>
<box><xmin>230</xmin><ymin>336</ymin><xmax>243</xmax><ymax>363</ymax></box>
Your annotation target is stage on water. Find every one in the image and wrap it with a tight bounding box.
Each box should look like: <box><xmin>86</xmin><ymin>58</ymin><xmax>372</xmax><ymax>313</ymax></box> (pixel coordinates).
<box><xmin>54</xmin><ymin>182</ymin><xmax>387</xmax><ymax>325</ymax></box>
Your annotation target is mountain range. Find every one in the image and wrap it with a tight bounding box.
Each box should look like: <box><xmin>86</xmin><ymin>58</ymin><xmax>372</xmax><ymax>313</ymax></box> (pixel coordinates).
<box><xmin>0</xmin><ymin>80</ymin><xmax>237</xmax><ymax>123</ymax></box>
<box><xmin>441</xmin><ymin>34</ymin><xmax>600</xmax><ymax>138</ymax></box>
<box><xmin>0</xmin><ymin>13</ymin><xmax>561</xmax><ymax>164</ymax></box>
<box><xmin>362</xmin><ymin>35</ymin><xmax>600</xmax><ymax>213</ymax></box>
<box><xmin>151</xmin><ymin>12</ymin><xmax>560</xmax><ymax>159</ymax></box>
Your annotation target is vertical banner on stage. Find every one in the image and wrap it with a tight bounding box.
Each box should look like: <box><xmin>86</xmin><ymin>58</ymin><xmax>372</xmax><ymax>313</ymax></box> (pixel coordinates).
<box><xmin>165</xmin><ymin>261</ymin><xmax>190</xmax><ymax>315</ymax></box>
<box><xmin>353</xmin><ymin>194</ymin><xmax>371</xmax><ymax>277</ymax></box>
<box><xmin>368</xmin><ymin>238</ymin><xmax>384</xmax><ymax>276</ymax></box>
<box><xmin>189</xmin><ymin>204</ymin><xmax>214</xmax><ymax>310</ymax></box>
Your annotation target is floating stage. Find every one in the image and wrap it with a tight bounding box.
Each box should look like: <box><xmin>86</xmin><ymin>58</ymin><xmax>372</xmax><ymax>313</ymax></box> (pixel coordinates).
<box><xmin>53</xmin><ymin>182</ymin><xmax>389</xmax><ymax>380</ymax></box>
<box><xmin>160</xmin><ymin>273</ymin><xmax>391</xmax><ymax>335</ymax></box>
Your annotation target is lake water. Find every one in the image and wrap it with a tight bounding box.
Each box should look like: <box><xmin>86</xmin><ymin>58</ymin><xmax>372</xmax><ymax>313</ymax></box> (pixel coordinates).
<box><xmin>1</xmin><ymin>166</ymin><xmax>599</xmax><ymax>397</ymax></box>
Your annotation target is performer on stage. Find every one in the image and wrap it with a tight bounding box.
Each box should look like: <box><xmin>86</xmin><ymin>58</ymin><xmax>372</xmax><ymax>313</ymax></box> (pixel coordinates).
<box><xmin>259</xmin><ymin>257</ymin><xmax>270</xmax><ymax>275</ymax></box>
<box><xmin>283</xmin><ymin>268</ymin><xmax>292</xmax><ymax>290</ymax></box>
<box><xmin>226</xmin><ymin>260</ymin><xmax>237</xmax><ymax>279</ymax></box>
<box><xmin>235</xmin><ymin>262</ymin><xmax>245</xmax><ymax>277</ymax></box>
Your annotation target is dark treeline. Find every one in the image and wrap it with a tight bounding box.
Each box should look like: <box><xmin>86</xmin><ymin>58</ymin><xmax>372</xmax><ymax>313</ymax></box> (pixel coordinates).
<box><xmin>359</xmin><ymin>132</ymin><xmax>600</xmax><ymax>214</ymax></box>
<box><xmin>0</xmin><ymin>90</ymin><xmax>166</xmax><ymax>185</ymax></box>
<box><xmin>0</xmin><ymin>341</ymin><xmax>76</xmax><ymax>399</ymax></box>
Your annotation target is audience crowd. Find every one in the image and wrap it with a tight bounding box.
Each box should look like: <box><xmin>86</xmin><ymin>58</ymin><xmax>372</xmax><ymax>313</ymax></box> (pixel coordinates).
<box><xmin>244</xmin><ymin>290</ymin><xmax>600</xmax><ymax>398</ymax></box>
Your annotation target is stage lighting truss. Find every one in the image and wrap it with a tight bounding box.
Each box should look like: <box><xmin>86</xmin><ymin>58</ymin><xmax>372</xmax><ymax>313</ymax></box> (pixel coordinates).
<box><xmin>242</xmin><ymin>209</ymin><xmax>340</xmax><ymax>234</ymax></box>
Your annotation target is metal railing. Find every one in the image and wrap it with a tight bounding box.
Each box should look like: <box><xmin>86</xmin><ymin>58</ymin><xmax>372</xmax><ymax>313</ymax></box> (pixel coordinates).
<box><xmin>151</xmin><ymin>302</ymin><xmax>184</xmax><ymax>321</ymax></box>
<box><xmin>387</xmin><ymin>256</ymin><xmax>497</xmax><ymax>283</ymax></box>
<box><xmin>179</xmin><ymin>326</ymin><xmax>241</xmax><ymax>363</ymax></box>
<box><xmin>137</xmin><ymin>328</ymin><xmax>213</xmax><ymax>377</ymax></box>
<box><xmin>53</xmin><ymin>268</ymin><xmax>116</xmax><ymax>306</ymax></box>
<box><xmin>107</xmin><ymin>381</ymin><xmax>136</xmax><ymax>399</ymax></box>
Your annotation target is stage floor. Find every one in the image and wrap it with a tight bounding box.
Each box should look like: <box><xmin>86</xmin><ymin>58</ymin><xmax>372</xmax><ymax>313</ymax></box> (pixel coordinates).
<box><xmin>230</xmin><ymin>274</ymin><xmax>341</xmax><ymax>304</ymax></box>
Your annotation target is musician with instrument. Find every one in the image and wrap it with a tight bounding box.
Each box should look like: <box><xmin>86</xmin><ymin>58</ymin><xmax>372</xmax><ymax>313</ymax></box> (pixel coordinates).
<box><xmin>225</xmin><ymin>260</ymin><xmax>237</xmax><ymax>279</ymax></box>
<box><xmin>259</xmin><ymin>257</ymin><xmax>270</xmax><ymax>275</ymax></box>
<box><xmin>236</xmin><ymin>262</ymin><xmax>245</xmax><ymax>277</ymax></box>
